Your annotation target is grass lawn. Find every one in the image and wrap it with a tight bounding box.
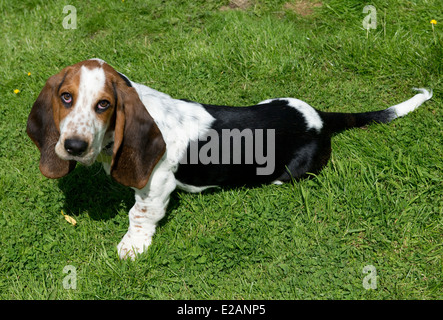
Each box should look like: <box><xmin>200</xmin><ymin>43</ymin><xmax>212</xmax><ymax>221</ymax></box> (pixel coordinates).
<box><xmin>0</xmin><ymin>0</ymin><xmax>441</xmax><ymax>300</ymax></box>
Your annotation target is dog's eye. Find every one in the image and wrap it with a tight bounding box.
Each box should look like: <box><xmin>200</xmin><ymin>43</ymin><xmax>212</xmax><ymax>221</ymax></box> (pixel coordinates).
<box><xmin>61</xmin><ymin>92</ymin><xmax>72</xmax><ymax>105</ymax></box>
<box><xmin>96</xmin><ymin>100</ymin><xmax>110</xmax><ymax>113</ymax></box>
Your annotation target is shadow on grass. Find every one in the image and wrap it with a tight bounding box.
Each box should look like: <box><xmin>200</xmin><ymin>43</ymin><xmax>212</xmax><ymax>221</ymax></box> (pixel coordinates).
<box><xmin>56</xmin><ymin>162</ymin><xmax>287</xmax><ymax>226</ymax></box>
<box><xmin>57</xmin><ymin>163</ymin><xmax>134</xmax><ymax>221</ymax></box>
<box><xmin>57</xmin><ymin>163</ymin><xmax>182</xmax><ymax>224</ymax></box>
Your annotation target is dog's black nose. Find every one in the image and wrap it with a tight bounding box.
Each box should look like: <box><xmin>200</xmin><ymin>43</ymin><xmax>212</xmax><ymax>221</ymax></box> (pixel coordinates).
<box><xmin>64</xmin><ymin>139</ymin><xmax>88</xmax><ymax>156</ymax></box>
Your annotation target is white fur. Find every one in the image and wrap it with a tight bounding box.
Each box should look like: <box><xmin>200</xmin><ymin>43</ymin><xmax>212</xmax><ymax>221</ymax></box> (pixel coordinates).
<box><xmin>285</xmin><ymin>98</ymin><xmax>323</xmax><ymax>132</ymax></box>
<box><xmin>388</xmin><ymin>88</ymin><xmax>433</xmax><ymax>118</ymax></box>
<box><xmin>175</xmin><ymin>180</ymin><xmax>217</xmax><ymax>192</ymax></box>
<box><xmin>259</xmin><ymin>98</ymin><xmax>323</xmax><ymax>132</ymax></box>
<box><xmin>114</xmin><ymin>80</ymin><xmax>217</xmax><ymax>259</ymax></box>
<box><xmin>131</xmin><ymin>82</ymin><xmax>216</xmax><ymax>167</ymax></box>
<box><xmin>56</xmin><ymin>66</ymin><xmax>108</xmax><ymax>165</ymax></box>
<box><xmin>117</xmin><ymin>156</ymin><xmax>176</xmax><ymax>259</ymax></box>
<box><xmin>89</xmin><ymin>58</ymin><xmax>105</xmax><ymax>65</ymax></box>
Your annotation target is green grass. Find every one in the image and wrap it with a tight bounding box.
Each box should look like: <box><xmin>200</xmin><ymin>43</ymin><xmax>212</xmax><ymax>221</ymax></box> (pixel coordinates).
<box><xmin>0</xmin><ymin>0</ymin><xmax>441</xmax><ymax>299</ymax></box>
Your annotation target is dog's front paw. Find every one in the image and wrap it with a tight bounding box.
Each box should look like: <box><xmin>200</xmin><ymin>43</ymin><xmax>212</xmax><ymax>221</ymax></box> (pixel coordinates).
<box><xmin>117</xmin><ymin>233</ymin><xmax>152</xmax><ymax>260</ymax></box>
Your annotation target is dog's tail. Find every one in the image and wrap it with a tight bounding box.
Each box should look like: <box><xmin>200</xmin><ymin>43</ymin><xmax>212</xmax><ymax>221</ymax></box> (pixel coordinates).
<box><xmin>320</xmin><ymin>88</ymin><xmax>433</xmax><ymax>134</ymax></box>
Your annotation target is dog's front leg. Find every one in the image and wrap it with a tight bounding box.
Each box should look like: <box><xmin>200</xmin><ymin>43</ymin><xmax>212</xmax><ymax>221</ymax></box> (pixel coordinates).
<box><xmin>117</xmin><ymin>164</ymin><xmax>176</xmax><ymax>260</ymax></box>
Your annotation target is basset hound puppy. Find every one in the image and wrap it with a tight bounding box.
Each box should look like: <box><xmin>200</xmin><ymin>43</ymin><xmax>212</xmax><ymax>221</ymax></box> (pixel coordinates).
<box><xmin>27</xmin><ymin>59</ymin><xmax>432</xmax><ymax>259</ymax></box>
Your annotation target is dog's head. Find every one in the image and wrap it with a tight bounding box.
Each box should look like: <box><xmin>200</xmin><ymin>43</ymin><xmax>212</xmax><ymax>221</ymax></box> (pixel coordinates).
<box><xmin>26</xmin><ymin>59</ymin><xmax>166</xmax><ymax>189</ymax></box>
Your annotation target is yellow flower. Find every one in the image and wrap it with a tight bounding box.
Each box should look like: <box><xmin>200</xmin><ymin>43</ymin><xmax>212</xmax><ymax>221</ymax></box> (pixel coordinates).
<box><xmin>431</xmin><ymin>20</ymin><xmax>437</xmax><ymax>45</ymax></box>
<box><xmin>14</xmin><ymin>89</ymin><xmax>20</xmax><ymax>94</ymax></box>
<box><xmin>28</xmin><ymin>72</ymin><xmax>31</xmax><ymax>76</ymax></box>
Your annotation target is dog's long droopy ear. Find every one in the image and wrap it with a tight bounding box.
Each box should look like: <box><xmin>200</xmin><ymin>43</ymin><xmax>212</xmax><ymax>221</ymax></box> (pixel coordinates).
<box><xmin>110</xmin><ymin>82</ymin><xmax>166</xmax><ymax>189</ymax></box>
<box><xmin>26</xmin><ymin>72</ymin><xmax>76</xmax><ymax>178</ymax></box>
